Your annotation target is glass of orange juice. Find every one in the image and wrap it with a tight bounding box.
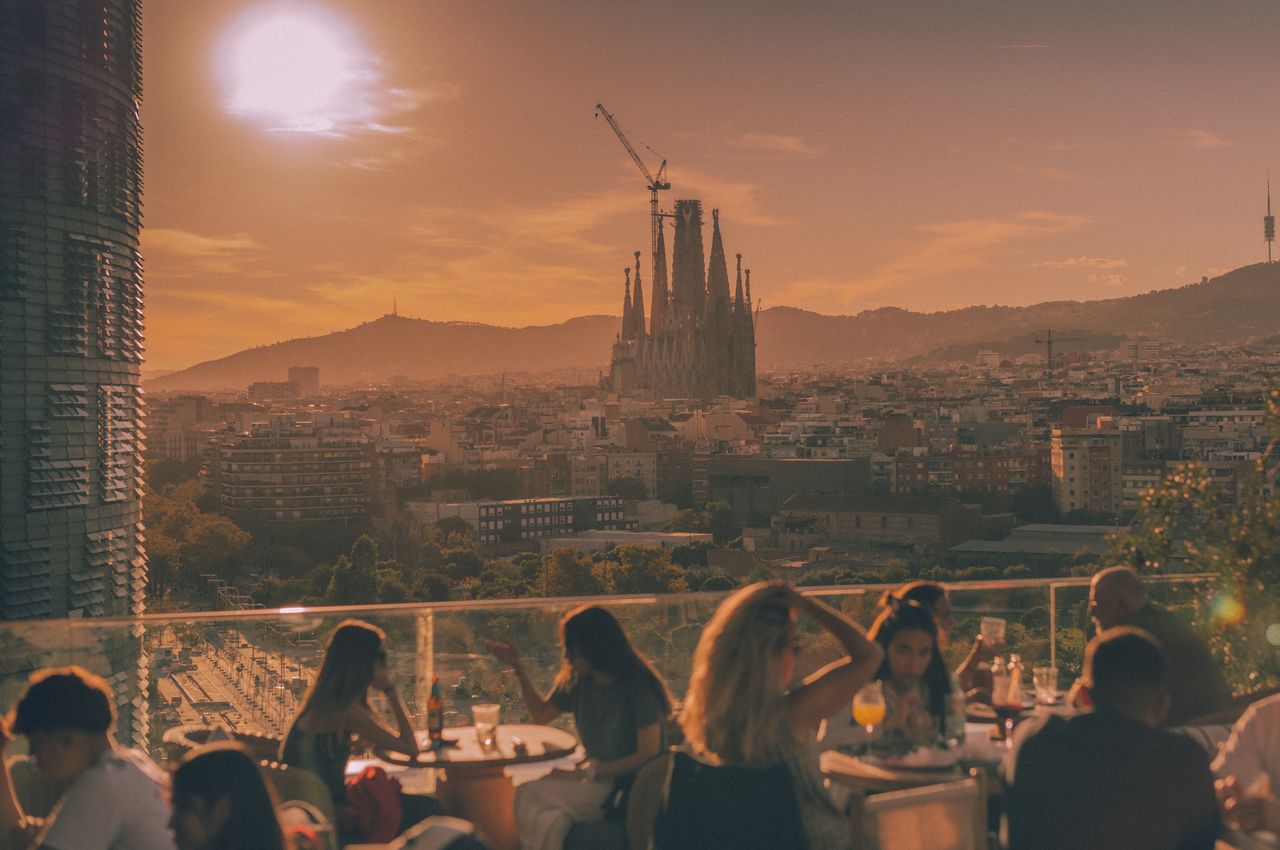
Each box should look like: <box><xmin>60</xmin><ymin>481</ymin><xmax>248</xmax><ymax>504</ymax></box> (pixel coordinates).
<box><xmin>853</xmin><ymin>681</ymin><xmax>886</xmax><ymax>752</ymax></box>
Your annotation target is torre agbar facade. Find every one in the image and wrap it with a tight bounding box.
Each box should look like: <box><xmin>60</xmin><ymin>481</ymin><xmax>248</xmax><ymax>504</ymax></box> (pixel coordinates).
<box><xmin>609</xmin><ymin>201</ymin><xmax>758</xmax><ymax>399</ymax></box>
<box><xmin>0</xmin><ymin>0</ymin><xmax>147</xmax><ymax>621</ymax></box>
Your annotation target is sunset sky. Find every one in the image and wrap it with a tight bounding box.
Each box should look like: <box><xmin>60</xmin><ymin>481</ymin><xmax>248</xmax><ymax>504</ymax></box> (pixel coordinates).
<box><xmin>140</xmin><ymin>0</ymin><xmax>1280</xmax><ymax>372</ymax></box>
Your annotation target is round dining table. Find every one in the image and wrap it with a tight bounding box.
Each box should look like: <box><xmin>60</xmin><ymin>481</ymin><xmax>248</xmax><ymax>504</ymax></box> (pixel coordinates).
<box><xmin>368</xmin><ymin>723</ymin><xmax>579</xmax><ymax>850</ymax></box>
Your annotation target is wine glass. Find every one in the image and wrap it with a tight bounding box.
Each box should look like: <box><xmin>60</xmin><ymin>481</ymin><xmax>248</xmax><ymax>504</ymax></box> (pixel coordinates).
<box><xmin>853</xmin><ymin>681</ymin><xmax>887</xmax><ymax>754</ymax></box>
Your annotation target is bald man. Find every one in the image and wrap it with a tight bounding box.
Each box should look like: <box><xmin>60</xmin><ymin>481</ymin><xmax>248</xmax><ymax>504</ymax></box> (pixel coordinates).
<box><xmin>1087</xmin><ymin>566</ymin><xmax>1231</xmax><ymax>726</ymax></box>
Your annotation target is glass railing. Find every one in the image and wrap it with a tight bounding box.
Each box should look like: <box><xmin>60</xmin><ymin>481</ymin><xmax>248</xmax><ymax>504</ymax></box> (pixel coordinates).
<box><xmin>0</xmin><ymin>574</ymin><xmax>1219</xmax><ymax>764</ymax></box>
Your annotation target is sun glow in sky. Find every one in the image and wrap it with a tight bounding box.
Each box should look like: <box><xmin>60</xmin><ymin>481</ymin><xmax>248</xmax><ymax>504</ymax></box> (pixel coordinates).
<box><xmin>140</xmin><ymin>1</ymin><xmax>1280</xmax><ymax>373</ymax></box>
<box><xmin>218</xmin><ymin>6</ymin><xmax>374</xmax><ymax>134</ymax></box>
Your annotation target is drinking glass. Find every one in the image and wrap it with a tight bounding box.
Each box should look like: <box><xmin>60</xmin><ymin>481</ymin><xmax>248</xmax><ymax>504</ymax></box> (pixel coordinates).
<box><xmin>473</xmin><ymin>703</ymin><xmax>500</xmax><ymax>751</ymax></box>
<box><xmin>980</xmin><ymin>616</ymin><xmax>1007</xmax><ymax>646</ymax></box>
<box><xmin>852</xmin><ymin>682</ymin><xmax>886</xmax><ymax>754</ymax></box>
<box><xmin>992</xmin><ymin>677</ymin><xmax>1028</xmax><ymax>745</ymax></box>
<box><xmin>1033</xmin><ymin>666</ymin><xmax>1060</xmax><ymax>704</ymax></box>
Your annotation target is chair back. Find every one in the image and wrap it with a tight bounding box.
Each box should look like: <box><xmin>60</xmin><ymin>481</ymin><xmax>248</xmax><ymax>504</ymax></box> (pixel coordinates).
<box><xmin>651</xmin><ymin>751</ymin><xmax>810</xmax><ymax>850</ymax></box>
<box><xmin>855</xmin><ymin>768</ymin><xmax>987</xmax><ymax>850</ymax></box>
<box><xmin>627</xmin><ymin>753</ymin><xmax>675</xmax><ymax>850</ymax></box>
<box><xmin>5</xmin><ymin>755</ymin><xmax>66</xmax><ymax>819</ymax></box>
<box><xmin>259</xmin><ymin>760</ymin><xmax>338</xmax><ymax>829</ymax></box>
<box><xmin>390</xmin><ymin>815</ymin><xmax>477</xmax><ymax>850</ymax></box>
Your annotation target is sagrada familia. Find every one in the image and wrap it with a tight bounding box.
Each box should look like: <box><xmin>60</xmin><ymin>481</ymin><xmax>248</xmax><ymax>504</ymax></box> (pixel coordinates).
<box><xmin>608</xmin><ymin>200</ymin><xmax>757</xmax><ymax>398</ymax></box>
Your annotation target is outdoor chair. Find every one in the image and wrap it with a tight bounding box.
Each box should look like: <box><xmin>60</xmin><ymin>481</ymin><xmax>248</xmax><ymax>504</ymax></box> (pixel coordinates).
<box><xmin>853</xmin><ymin>768</ymin><xmax>991</xmax><ymax>850</ymax></box>
<box><xmin>4</xmin><ymin>755</ymin><xmax>67</xmax><ymax>820</ymax></box>
<box><xmin>163</xmin><ymin>723</ymin><xmax>281</xmax><ymax>764</ymax></box>
<box><xmin>260</xmin><ymin>759</ymin><xmax>339</xmax><ymax>829</ymax></box>
<box><xmin>649</xmin><ymin>751</ymin><xmax>810</xmax><ymax>850</ymax></box>
<box><xmin>346</xmin><ymin>815</ymin><xmax>478</xmax><ymax>850</ymax></box>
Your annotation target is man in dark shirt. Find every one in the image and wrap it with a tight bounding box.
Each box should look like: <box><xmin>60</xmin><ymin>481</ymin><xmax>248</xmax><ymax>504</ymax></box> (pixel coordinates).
<box><xmin>1006</xmin><ymin>628</ymin><xmax>1221</xmax><ymax>850</ymax></box>
<box><xmin>1089</xmin><ymin>566</ymin><xmax>1231</xmax><ymax>725</ymax></box>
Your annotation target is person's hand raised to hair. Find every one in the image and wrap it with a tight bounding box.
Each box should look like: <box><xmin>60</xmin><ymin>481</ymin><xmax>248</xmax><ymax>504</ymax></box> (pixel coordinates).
<box><xmin>483</xmin><ymin>640</ymin><xmax>521</xmax><ymax>667</ymax></box>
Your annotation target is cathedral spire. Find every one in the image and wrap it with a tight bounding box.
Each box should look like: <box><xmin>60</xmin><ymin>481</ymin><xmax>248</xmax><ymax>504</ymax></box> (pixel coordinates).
<box><xmin>706</xmin><ymin>208</ymin><xmax>731</xmax><ymax>307</ymax></box>
<box><xmin>733</xmin><ymin>253</ymin><xmax>745</xmax><ymax>312</ymax></box>
<box><xmin>621</xmin><ymin>267</ymin><xmax>633</xmax><ymax>340</ymax></box>
<box><xmin>649</xmin><ymin>217</ymin><xmax>669</xmax><ymax>335</ymax></box>
<box><xmin>632</xmin><ymin>250</ymin><xmax>646</xmax><ymax>339</ymax></box>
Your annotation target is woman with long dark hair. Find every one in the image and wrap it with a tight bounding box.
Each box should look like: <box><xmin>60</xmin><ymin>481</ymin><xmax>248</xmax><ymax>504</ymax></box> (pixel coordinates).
<box><xmin>485</xmin><ymin>604</ymin><xmax>672</xmax><ymax>850</ymax></box>
<box><xmin>867</xmin><ymin>599</ymin><xmax>961</xmax><ymax>746</ymax></box>
<box><xmin>882</xmin><ymin>580</ymin><xmax>997</xmax><ymax>694</ymax></box>
<box><xmin>279</xmin><ymin>619</ymin><xmax>425</xmax><ymax>839</ymax></box>
<box><xmin>170</xmin><ymin>743</ymin><xmax>287</xmax><ymax>850</ymax></box>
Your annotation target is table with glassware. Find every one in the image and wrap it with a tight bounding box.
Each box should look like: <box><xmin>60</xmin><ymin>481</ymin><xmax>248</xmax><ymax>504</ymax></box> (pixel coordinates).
<box><xmin>356</xmin><ymin>722</ymin><xmax>579</xmax><ymax>850</ymax></box>
<box><xmin>820</xmin><ymin>720</ymin><xmax>1010</xmax><ymax>793</ymax></box>
<box><xmin>827</xmin><ymin>665</ymin><xmax>1069</xmax><ymax>795</ymax></box>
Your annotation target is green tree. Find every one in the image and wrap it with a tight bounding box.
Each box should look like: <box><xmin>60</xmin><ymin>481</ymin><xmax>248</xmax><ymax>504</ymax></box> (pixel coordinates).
<box><xmin>442</xmin><ymin>548</ymin><xmax>484</xmax><ymax>580</ymax></box>
<box><xmin>1109</xmin><ymin>388</ymin><xmax>1280</xmax><ymax>691</ymax></box>
<box><xmin>606</xmin><ymin>475</ymin><xmax>648</xmax><ymax>501</ymax></box>
<box><xmin>376</xmin><ymin>569</ymin><xmax>409</xmax><ymax>603</ymax></box>
<box><xmin>326</xmin><ymin>535</ymin><xmax>381</xmax><ymax>603</ymax></box>
<box><xmin>603</xmin><ymin>545</ymin><xmax>688</xmax><ymax>594</ymax></box>
<box><xmin>670</xmin><ymin>541</ymin><xmax>711</xmax><ymax>568</ymax></box>
<box><xmin>699</xmin><ymin>573</ymin><xmax>737</xmax><ymax>592</ymax></box>
<box><xmin>668</xmin><ymin>509</ymin><xmax>708</xmax><ymax>533</ymax></box>
<box><xmin>707</xmin><ymin>502</ymin><xmax>739</xmax><ymax>545</ymax></box>
<box><xmin>1010</xmin><ymin>483</ymin><xmax>1059</xmax><ymax>523</ymax></box>
<box><xmin>540</xmin><ymin>549</ymin><xmax>606</xmax><ymax>597</ymax></box>
<box><xmin>411</xmin><ymin>571</ymin><xmax>451</xmax><ymax>601</ymax></box>
<box><xmin>434</xmin><ymin>516</ymin><xmax>476</xmax><ymax>544</ymax></box>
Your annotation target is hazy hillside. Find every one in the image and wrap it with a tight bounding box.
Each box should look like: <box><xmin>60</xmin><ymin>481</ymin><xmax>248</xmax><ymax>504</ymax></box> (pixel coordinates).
<box><xmin>147</xmin><ymin>263</ymin><xmax>1280</xmax><ymax>391</ymax></box>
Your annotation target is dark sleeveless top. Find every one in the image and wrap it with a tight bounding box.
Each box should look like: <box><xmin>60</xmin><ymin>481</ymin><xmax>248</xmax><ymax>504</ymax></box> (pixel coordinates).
<box><xmin>280</xmin><ymin>723</ymin><xmax>350</xmax><ymax>801</ymax></box>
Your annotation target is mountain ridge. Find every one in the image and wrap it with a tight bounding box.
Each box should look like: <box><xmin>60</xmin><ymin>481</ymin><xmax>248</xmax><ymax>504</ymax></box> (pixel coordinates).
<box><xmin>147</xmin><ymin>263</ymin><xmax>1280</xmax><ymax>391</ymax></box>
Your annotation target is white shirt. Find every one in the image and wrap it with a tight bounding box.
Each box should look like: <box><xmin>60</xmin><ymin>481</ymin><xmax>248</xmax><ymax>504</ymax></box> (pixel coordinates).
<box><xmin>39</xmin><ymin>747</ymin><xmax>175</xmax><ymax>850</ymax></box>
<box><xmin>1212</xmin><ymin>692</ymin><xmax>1280</xmax><ymax>794</ymax></box>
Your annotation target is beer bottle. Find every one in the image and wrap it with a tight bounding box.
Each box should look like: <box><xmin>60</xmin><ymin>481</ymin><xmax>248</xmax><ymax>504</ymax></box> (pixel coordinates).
<box><xmin>427</xmin><ymin>675</ymin><xmax>444</xmax><ymax>745</ymax></box>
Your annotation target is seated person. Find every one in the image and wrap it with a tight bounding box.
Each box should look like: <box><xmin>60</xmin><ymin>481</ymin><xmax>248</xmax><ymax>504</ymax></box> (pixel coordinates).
<box><xmin>868</xmin><ymin>599</ymin><xmax>962</xmax><ymax>747</ymax></box>
<box><xmin>486</xmin><ymin>605</ymin><xmax>672</xmax><ymax>850</ymax></box>
<box><xmin>0</xmin><ymin>665</ymin><xmax>175</xmax><ymax>850</ymax></box>
<box><xmin>170</xmin><ymin>743</ymin><xmax>290</xmax><ymax>850</ymax></box>
<box><xmin>1085</xmin><ymin>566</ymin><xmax>1231</xmax><ymax>725</ymax></box>
<box><xmin>1213</xmin><ymin>691</ymin><xmax>1280</xmax><ymax>833</ymax></box>
<box><xmin>279</xmin><ymin>619</ymin><xmax>435</xmax><ymax>843</ymax></box>
<box><xmin>1006</xmin><ymin>628</ymin><xmax>1220</xmax><ymax>850</ymax></box>
<box><xmin>679</xmin><ymin>582</ymin><xmax>882</xmax><ymax>850</ymax></box>
<box><xmin>886</xmin><ymin>581</ymin><xmax>999</xmax><ymax>696</ymax></box>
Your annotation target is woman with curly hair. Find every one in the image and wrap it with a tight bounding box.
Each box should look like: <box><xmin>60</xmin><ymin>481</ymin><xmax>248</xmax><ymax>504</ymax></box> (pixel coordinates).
<box><xmin>680</xmin><ymin>582</ymin><xmax>882</xmax><ymax>850</ymax></box>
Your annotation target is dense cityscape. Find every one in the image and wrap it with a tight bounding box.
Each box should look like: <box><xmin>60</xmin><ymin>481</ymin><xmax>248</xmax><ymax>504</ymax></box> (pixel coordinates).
<box><xmin>138</xmin><ymin>325</ymin><xmax>1280</xmax><ymax>604</ymax></box>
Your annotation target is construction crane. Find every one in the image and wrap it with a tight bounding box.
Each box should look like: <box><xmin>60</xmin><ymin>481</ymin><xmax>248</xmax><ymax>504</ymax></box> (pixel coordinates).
<box><xmin>1033</xmin><ymin>329</ymin><xmax>1085</xmax><ymax>384</ymax></box>
<box><xmin>595</xmin><ymin>103</ymin><xmax>670</xmax><ymax>282</ymax></box>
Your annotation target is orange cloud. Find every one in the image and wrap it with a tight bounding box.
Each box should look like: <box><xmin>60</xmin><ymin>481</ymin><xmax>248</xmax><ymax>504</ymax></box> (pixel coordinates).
<box><xmin>142</xmin><ymin>229</ymin><xmax>264</xmax><ymax>276</ymax></box>
<box><xmin>729</xmin><ymin>132</ymin><xmax>821</xmax><ymax>158</ymax></box>
<box><xmin>1036</xmin><ymin>256</ymin><xmax>1128</xmax><ymax>270</ymax></box>
<box><xmin>774</xmin><ymin>211</ymin><xmax>1091</xmax><ymax>311</ymax></box>
<box><xmin>1177</xmin><ymin>129</ymin><xmax>1234</xmax><ymax>150</ymax></box>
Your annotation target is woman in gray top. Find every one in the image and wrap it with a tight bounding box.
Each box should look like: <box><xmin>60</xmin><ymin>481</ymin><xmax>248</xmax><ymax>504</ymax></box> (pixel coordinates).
<box><xmin>681</xmin><ymin>582</ymin><xmax>883</xmax><ymax>850</ymax></box>
<box><xmin>487</xmin><ymin>605</ymin><xmax>672</xmax><ymax>850</ymax></box>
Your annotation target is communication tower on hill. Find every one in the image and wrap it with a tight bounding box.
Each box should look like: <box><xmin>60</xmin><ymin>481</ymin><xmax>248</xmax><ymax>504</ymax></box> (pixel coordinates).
<box><xmin>1266</xmin><ymin>177</ymin><xmax>1275</xmax><ymax>263</ymax></box>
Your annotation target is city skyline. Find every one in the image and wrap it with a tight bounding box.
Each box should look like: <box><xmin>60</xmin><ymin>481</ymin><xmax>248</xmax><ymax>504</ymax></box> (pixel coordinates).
<box><xmin>142</xmin><ymin>0</ymin><xmax>1280</xmax><ymax>371</ymax></box>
